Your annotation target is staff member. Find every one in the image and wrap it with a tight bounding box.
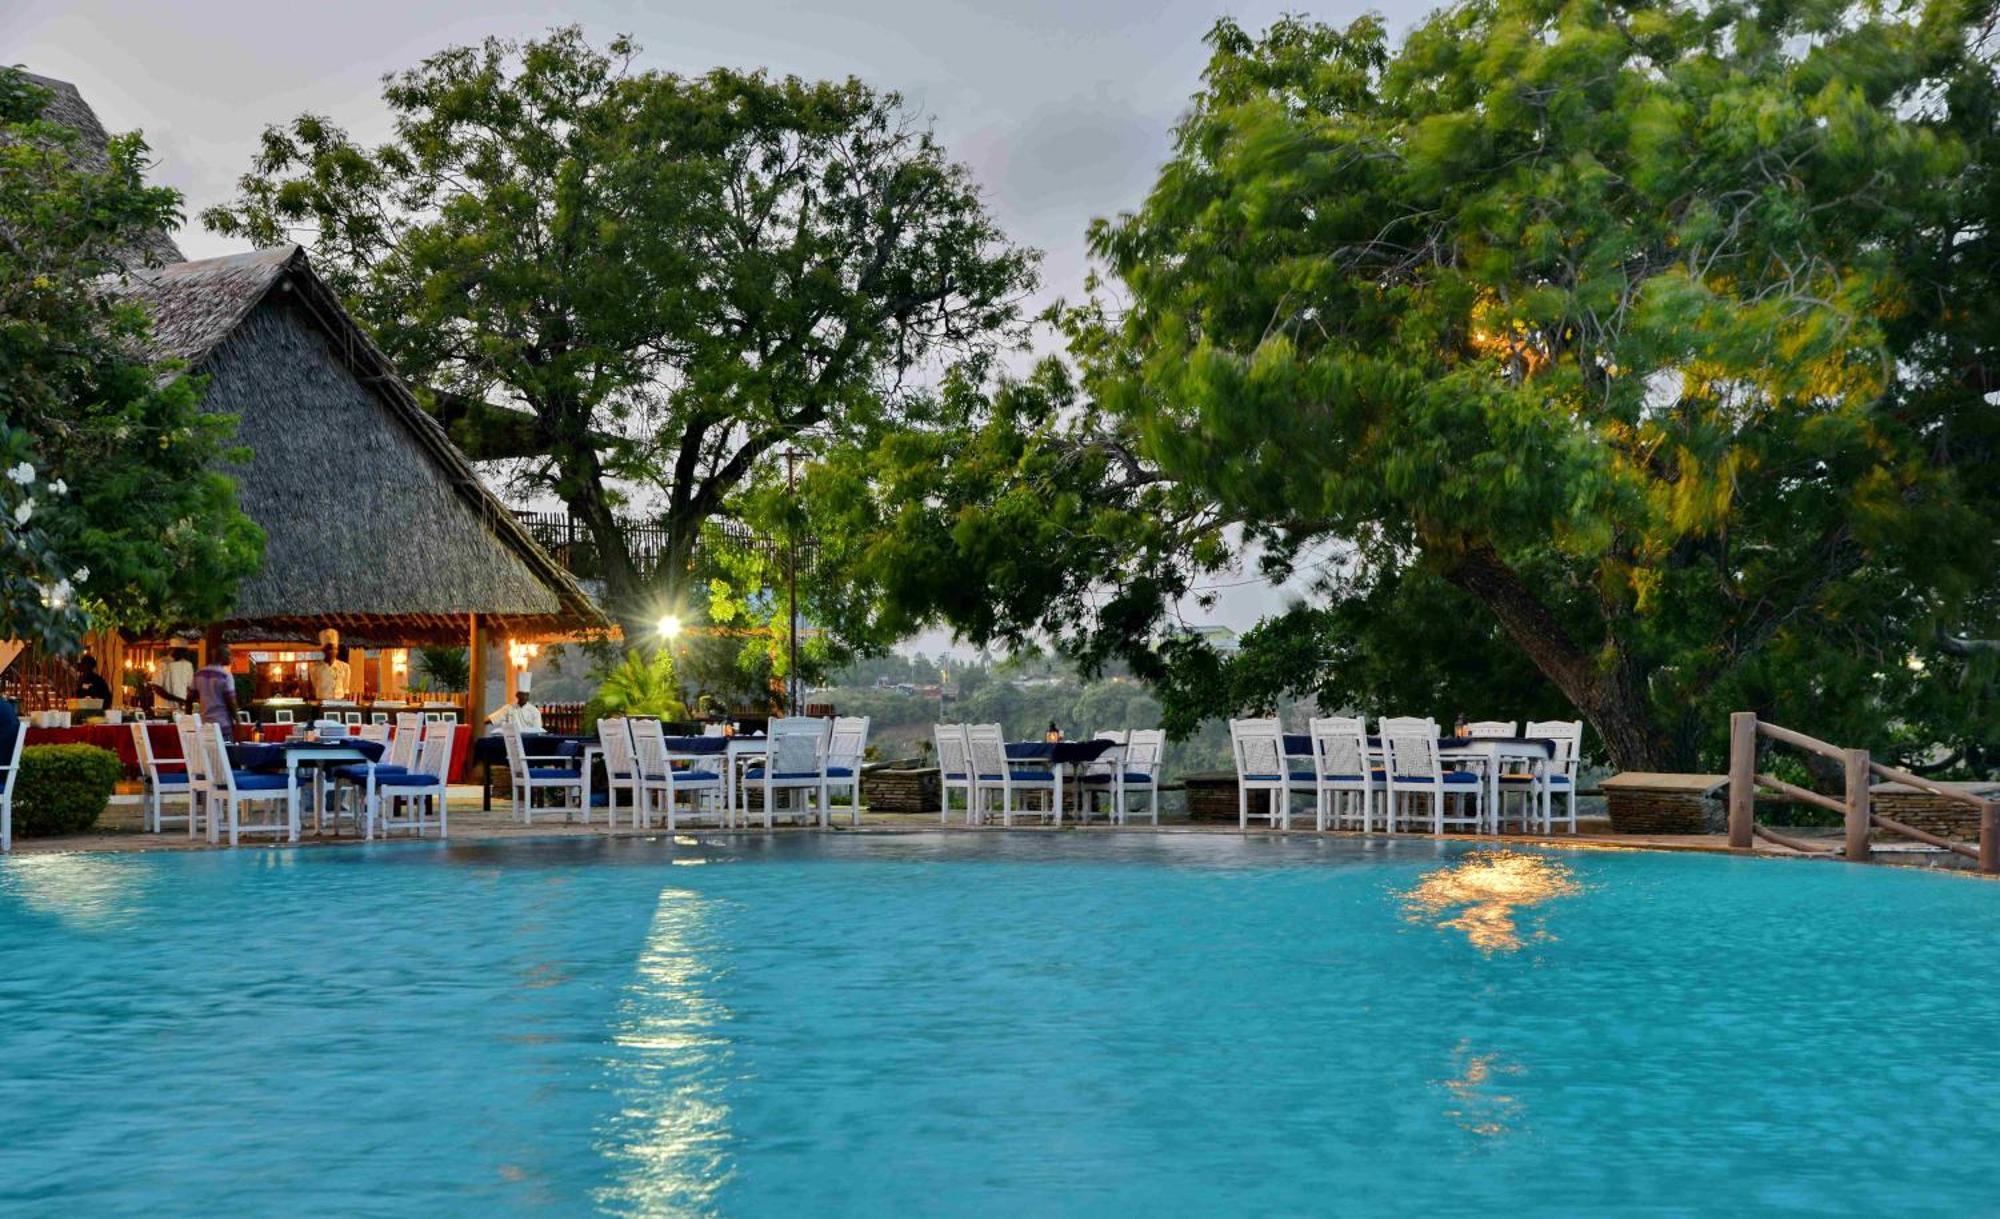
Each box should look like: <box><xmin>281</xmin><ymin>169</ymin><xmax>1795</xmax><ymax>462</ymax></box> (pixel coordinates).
<box><xmin>191</xmin><ymin>645</ymin><xmax>239</xmax><ymax>741</ymax></box>
<box><xmin>310</xmin><ymin>642</ymin><xmax>351</xmax><ymax>701</ymax></box>
<box><xmin>73</xmin><ymin>654</ymin><xmax>113</xmax><ymax>704</ymax></box>
<box><xmin>151</xmin><ymin>647</ymin><xmax>195</xmax><ymax>710</ymax></box>
<box><xmin>485</xmin><ymin>673</ymin><xmax>543</xmax><ymax>735</ymax></box>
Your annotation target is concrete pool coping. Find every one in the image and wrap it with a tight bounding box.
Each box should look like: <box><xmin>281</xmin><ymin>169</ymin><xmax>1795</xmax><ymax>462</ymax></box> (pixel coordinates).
<box><xmin>7</xmin><ymin>789</ymin><xmax>1989</xmax><ymax>876</ymax></box>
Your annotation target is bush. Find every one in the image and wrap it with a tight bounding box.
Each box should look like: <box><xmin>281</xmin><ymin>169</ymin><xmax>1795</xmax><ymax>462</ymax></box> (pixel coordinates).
<box><xmin>12</xmin><ymin>744</ymin><xmax>120</xmax><ymax>836</ymax></box>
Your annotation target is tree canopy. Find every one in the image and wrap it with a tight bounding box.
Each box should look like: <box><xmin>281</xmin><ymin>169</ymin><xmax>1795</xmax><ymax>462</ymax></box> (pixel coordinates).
<box><xmin>203</xmin><ymin>28</ymin><xmax>1037</xmax><ymax>642</ymax></box>
<box><xmin>828</xmin><ymin>0</ymin><xmax>2000</xmax><ymax>773</ymax></box>
<box><xmin>0</xmin><ymin>68</ymin><xmax>261</xmax><ymax>652</ymax></box>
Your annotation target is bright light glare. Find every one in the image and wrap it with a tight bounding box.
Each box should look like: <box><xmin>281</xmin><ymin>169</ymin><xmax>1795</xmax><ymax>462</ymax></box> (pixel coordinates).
<box><xmin>658</xmin><ymin>615</ymin><xmax>682</xmax><ymax>640</ymax></box>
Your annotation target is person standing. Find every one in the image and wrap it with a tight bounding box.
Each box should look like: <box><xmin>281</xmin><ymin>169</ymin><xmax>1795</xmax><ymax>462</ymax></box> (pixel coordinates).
<box><xmin>191</xmin><ymin>645</ymin><xmax>239</xmax><ymax>741</ymax></box>
<box><xmin>151</xmin><ymin>647</ymin><xmax>195</xmax><ymax>711</ymax></box>
<box><xmin>310</xmin><ymin>642</ymin><xmax>351</xmax><ymax>701</ymax></box>
<box><xmin>73</xmin><ymin>654</ymin><xmax>113</xmax><ymax>704</ymax></box>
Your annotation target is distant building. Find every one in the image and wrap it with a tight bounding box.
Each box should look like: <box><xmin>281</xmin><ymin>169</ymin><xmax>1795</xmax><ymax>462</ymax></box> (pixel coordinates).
<box><xmin>1187</xmin><ymin>625</ymin><xmax>1241</xmax><ymax>654</ymax></box>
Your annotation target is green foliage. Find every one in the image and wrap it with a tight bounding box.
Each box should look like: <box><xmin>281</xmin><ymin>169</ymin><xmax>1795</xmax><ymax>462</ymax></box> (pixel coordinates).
<box><xmin>12</xmin><ymin>744</ymin><xmax>119</xmax><ymax>837</ymax></box>
<box><xmin>588</xmin><ymin>648</ymin><xmax>688</xmax><ymax>726</ymax></box>
<box><xmin>0</xmin><ymin>69</ymin><xmax>262</xmax><ymax>649</ymax></box>
<box><xmin>203</xmin><ymin>29</ymin><xmax>1036</xmax><ymax>637</ymax></box>
<box><xmin>832</xmin><ymin>2</ymin><xmax>2000</xmax><ymax>773</ymax></box>
<box><xmin>413</xmin><ymin>646</ymin><xmax>470</xmax><ymax>693</ymax></box>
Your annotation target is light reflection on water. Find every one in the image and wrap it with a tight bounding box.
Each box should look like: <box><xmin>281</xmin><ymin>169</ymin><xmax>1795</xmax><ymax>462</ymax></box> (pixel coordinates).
<box><xmin>1399</xmin><ymin>849</ymin><xmax>1581</xmax><ymax>953</ymax></box>
<box><xmin>1437</xmin><ymin>1039</ymin><xmax>1526</xmax><ymax>1138</ymax></box>
<box><xmin>0</xmin><ymin>853</ymin><xmax>151</xmax><ymax>930</ymax></box>
<box><xmin>594</xmin><ymin>888</ymin><xmax>734</xmax><ymax>1218</ymax></box>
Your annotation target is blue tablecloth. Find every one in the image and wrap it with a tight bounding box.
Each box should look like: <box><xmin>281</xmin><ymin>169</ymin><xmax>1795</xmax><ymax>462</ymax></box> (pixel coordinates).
<box><xmin>662</xmin><ymin>736</ymin><xmax>730</xmax><ymax>754</ymax></box>
<box><xmin>1006</xmin><ymin>740</ymin><xmax>1117</xmax><ymax>766</ymax></box>
<box><xmin>228</xmin><ymin>738</ymin><xmax>386</xmax><ymax>771</ymax></box>
<box><xmin>469</xmin><ymin>733</ymin><xmax>587</xmax><ymax>765</ymax></box>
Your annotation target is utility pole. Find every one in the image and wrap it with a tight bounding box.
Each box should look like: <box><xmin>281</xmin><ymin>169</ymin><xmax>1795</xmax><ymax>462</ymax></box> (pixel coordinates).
<box><xmin>782</xmin><ymin>448</ymin><xmax>802</xmax><ymax>714</ymax></box>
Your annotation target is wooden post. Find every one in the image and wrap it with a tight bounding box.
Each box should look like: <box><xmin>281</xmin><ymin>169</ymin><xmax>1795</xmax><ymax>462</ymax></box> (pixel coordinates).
<box><xmin>1843</xmin><ymin>747</ymin><xmax>1871</xmax><ymax>864</ymax></box>
<box><xmin>466</xmin><ymin>613</ymin><xmax>486</xmax><ymax>730</ymax></box>
<box><xmin>1727</xmin><ymin>711</ymin><xmax>1757</xmax><ymax>849</ymax></box>
<box><xmin>1981</xmin><ymin>801</ymin><xmax>1999</xmax><ymax>875</ymax></box>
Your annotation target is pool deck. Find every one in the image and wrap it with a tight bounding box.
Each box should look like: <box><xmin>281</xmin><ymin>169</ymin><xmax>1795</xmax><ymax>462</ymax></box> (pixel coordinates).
<box><xmin>7</xmin><ymin>787</ymin><xmax>1939</xmax><ymax>867</ymax></box>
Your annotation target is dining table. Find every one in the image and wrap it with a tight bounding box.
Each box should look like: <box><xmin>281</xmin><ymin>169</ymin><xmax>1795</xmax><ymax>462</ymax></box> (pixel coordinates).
<box><xmin>1005</xmin><ymin>738</ymin><xmax>1118</xmax><ymax>824</ymax></box>
<box><xmin>1283</xmin><ymin>733</ymin><xmax>1556</xmax><ymax>829</ymax></box>
<box><xmin>227</xmin><ymin>735</ymin><xmax>388</xmax><ymax>841</ymax></box>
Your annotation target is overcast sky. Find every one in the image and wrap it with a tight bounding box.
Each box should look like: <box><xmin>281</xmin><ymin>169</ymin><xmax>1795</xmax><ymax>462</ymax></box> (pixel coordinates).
<box><xmin>6</xmin><ymin>0</ymin><xmax>1432</xmax><ymax>650</ymax></box>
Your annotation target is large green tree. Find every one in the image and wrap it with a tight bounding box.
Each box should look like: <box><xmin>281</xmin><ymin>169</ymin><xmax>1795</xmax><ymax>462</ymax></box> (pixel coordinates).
<box><xmin>203</xmin><ymin>28</ymin><xmax>1036</xmax><ymax>639</ymax></box>
<box><xmin>0</xmin><ymin>68</ymin><xmax>261</xmax><ymax>652</ymax></box>
<box><xmin>827</xmin><ymin>0</ymin><xmax>2000</xmax><ymax>773</ymax></box>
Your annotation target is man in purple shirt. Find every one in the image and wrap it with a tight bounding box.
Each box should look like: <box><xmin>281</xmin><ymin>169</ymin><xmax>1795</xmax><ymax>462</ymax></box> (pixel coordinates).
<box><xmin>191</xmin><ymin>644</ymin><xmax>238</xmax><ymax>741</ymax></box>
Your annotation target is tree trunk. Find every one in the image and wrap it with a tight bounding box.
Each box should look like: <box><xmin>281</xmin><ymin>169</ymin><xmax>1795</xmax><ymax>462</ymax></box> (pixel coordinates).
<box><xmin>1442</xmin><ymin>544</ymin><xmax>1694</xmax><ymax>772</ymax></box>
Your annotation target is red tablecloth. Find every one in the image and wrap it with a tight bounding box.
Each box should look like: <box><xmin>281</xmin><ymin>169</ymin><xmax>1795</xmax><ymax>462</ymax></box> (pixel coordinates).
<box><xmin>25</xmin><ymin>723</ymin><xmax>179</xmax><ymax>776</ymax></box>
<box><xmin>25</xmin><ymin>722</ymin><xmax>474</xmax><ymax>780</ymax></box>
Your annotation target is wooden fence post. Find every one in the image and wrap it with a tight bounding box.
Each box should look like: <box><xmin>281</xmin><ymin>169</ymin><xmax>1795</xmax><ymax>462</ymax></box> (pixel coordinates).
<box><xmin>1843</xmin><ymin>748</ymin><xmax>1871</xmax><ymax>863</ymax></box>
<box><xmin>1727</xmin><ymin>711</ymin><xmax>1757</xmax><ymax>849</ymax></box>
<box><xmin>1981</xmin><ymin>801</ymin><xmax>1998</xmax><ymax>875</ymax></box>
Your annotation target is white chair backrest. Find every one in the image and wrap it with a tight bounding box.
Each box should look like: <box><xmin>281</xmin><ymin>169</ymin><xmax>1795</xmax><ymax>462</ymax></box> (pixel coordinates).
<box><xmin>963</xmin><ymin>723</ymin><xmax>1008</xmax><ymax>781</ymax></box>
<box><xmin>768</xmin><ymin>717</ymin><xmax>828</xmax><ymax>776</ymax></box>
<box><xmin>1464</xmin><ymin>720</ymin><xmax>1518</xmax><ymax>737</ymax></box>
<box><xmin>499</xmin><ymin>725</ymin><xmax>529</xmax><ymax>772</ymax></box>
<box><xmin>357</xmin><ymin>723</ymin><xmax>390</xmax><ymax>745</ymax></box>
<box><xmin>1</xmin><ymin>723</ymin><xmax>26</xmax><ymax>804</ymax></box>
<box><xmin>827</xmin><ymin>716</ymin><xmax>870</xmax><ymax>771</ymax></box>
<box><xmin>174</xmin><ymin>715</ymin><xmax>211</xmax><ymax>789</ymax></box>
<box><xmin>1308</xmin><ymin>716</ymin><xmax>1370</xmax><ymax>780</ymax></box>
<box><xmin>273</xmin><ymin>708</ymin><xmax>294</xmax><ymax>724</ymax></box>
<box><xmin>420</xmin><ymin>721</ymin><xmax>455</xmax><ymax>778</ymax></box>
<box><xmin>1085</xmin><ymin>729</ymin><xmax>1128</xmax><ymax>776</ymax></box>
<box><xmin>131</xmin><ymin>722</ymin><xmax>159</xmax><ymax>777</ymax></box>
<box><xmin>201</xmin><ymin>723</ymin><xmax>237</xmax><ymax>794</ymax></box>
<box><xmin>1229</xmin><ymin>718</ymin><xmax>1285</xmax><ymax>780</ymax></box>
<box><xmin>933</xmin><ymin>723</ymin><xmax>969</xmax><ymax>778</ymax></box>
<box><xmin>1124</xmin><ymin>729</ymin><xmax>1164</xmax><ymax>779</ymax></box>
<box><xmin>389</xmin><ymin>713</ymin><xmax>423</xmax><ymax>768</ymax></box>
<box><xmin>1381</xmin><ymin>716</ymin><xmax>1442</xmax><ymax>782</ymax></box>
<box><xmin>599</xmin><ymin>717</ymin><xmax>637</xmax><ymax>780</ymax></box>
<box><xmin>631</xmin><ymin>720</ymin><xmax>670</xmax><ymax>783</ymax></box>
<box><xmin>1525</xmin><ymin>719</ymin><xmax>1584</xmax><ymax>775</ymax></box>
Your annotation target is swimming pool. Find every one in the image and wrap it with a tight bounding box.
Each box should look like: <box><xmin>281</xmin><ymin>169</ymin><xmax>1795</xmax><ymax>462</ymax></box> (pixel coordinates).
<box><xmin>1</xmin><ymin>832</ymin><xmax>1995</xmax><ymax>1217</ymax></box>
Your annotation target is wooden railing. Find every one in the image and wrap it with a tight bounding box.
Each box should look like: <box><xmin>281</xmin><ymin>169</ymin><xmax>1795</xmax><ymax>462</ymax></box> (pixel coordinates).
<box><xmin>1726</xmin><ymin>712</ymin><xmax>1999</xmax><ymax>873</ymax></box>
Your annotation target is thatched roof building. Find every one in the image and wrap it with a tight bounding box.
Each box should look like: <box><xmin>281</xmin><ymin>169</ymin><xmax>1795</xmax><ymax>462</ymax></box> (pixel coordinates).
<box><xmin>111</xmin><ymin>244</ymin><xmax>606</xmax><ymax>646</ymax></box>
<box><xmin>13</xmin><ymin>71</ymin><xmax>184</xmax><ymax>267</ymax></box>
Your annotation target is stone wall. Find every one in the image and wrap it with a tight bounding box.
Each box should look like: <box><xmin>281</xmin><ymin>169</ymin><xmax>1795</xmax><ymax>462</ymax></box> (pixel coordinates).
<box><xmin>1605</xmin><ymin>787</ymin><xmax>1723</xmax><ymax>834</ymax></box>
<box><xmin>862</xmin><ymin>767</ymin><xmax>941</xmax><ymax>814</ymax></box>
<box><xmin>1870</xmin><ymin>783</ymin><xmax>2000</xmax><ymax>845</ymax></box>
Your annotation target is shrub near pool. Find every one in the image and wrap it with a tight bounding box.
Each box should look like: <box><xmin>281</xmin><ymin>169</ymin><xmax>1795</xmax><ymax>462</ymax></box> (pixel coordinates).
<box><xmin>13</xmin><ymin>744</ymin><xmax>120</xmax><ymax>836</ymax></box>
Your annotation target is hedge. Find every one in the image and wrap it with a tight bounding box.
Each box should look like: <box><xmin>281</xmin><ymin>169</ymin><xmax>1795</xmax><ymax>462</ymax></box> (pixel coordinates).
<box><xmin>12</xmin><ymin>744</ymin><xmax>120</xmax><ymax>837</ymax></box>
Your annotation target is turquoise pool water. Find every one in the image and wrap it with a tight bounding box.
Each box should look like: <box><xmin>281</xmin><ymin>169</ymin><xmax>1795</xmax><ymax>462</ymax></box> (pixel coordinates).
<box><xmin>2</xmin><ymin>833</ymin><xmax>1996</xmax><ymax>1217</ymax></box>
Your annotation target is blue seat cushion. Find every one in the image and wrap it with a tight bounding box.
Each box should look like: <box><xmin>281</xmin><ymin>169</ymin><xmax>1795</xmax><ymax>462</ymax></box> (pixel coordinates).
<box><xmin>825</xmin><ymin>766</ymin><xmax>853</xmax><ymax>778</ymax></box>
<box><xmin>745</xmin><ymin>768</ymin><xmax>823</xmax><ymax>781</ymax></box>
<box><xmin>1499</xmin><ymin>773</ymin><xmax>1572</xmax><ymax>786</ymax></box>
<box><xmin>1394</xmin><ymin>770</ymin><xmax>1482</xmax><ymax>785</ymax></box>
<box><xmin>334</xmin><ymin>763</ymin><xmax>407</xmax><ymax>781</ymax></box>
<box><xmin>645</xmin><ymin>770</ymin><xmax>720</xmax><ymax>784</ymax></box>
<box><xmin>527</xmin><ymin>767</ymin><xmax>579</xmax><ymax>781</ymax></box>
<box><xmin>154</xmin><ymin>773</ymin><xmax>189</xmax><ymax>786</ymax></box>
<box><xmin>382</xmin><ymin>773</ymin><xmax>441</xmax><ymax>788</ymax></box>
<box><xmin>229</xmin><ymin>771</ymin><xmax>289</xmax><ymax>791</ymax></box>
<box><xmin>1080</xmin><ymin>771</ymin><xmax>1159</xmax><ymax>785</ymax></box>
<box><xmin>943</xmin><ymin>771</ymin><xmax>969</xmax><ymax>781</ymax></box>
<box><xmin>1241</xmin><ymin>771</ymin><xmax>1320</xmax><ymax>783</ymax></box>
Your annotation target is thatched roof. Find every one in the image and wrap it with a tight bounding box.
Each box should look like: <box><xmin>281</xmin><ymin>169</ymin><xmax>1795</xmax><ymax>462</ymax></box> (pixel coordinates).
<box><xmin>111</xmin><ymin>245</ymin><xmax>608</xmax><ymax>645</ymax></box>
<box><xmin>13</xmin><ymin>71</ymin><xmax>184</xmax><ymax>266</ymax></box>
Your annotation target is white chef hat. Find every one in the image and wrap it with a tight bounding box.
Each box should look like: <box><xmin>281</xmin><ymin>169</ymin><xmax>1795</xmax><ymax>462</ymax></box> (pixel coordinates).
<box><xmin>317</xmin><ymin>628</ymin><xmax>339</xmax><ymax>647</ymax></box>
<box><xmin>516</xmin><ymin>672</ymin><xmax>533</xmax><ymax>693</ymax></box>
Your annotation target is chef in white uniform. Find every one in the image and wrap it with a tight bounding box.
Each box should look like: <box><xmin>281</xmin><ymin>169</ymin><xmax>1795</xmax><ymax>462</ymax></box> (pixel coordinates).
<box><xmin>486</xmin><ymin>672</ymin><xmax>544</xmax><ymax>735</ymax></box>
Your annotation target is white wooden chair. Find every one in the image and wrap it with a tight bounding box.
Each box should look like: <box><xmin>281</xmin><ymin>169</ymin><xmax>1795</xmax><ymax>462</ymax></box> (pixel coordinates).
<box><xmin>1381</xmin><ymin>716</ymin><xmax>1483</xmax><ymax>834</ymax></box>
<box><xmin>934</xmin><ymin>723</ymin><xmax>973</xmax><ymax>824</ymax></box>
<box><xmin>745</xmin><ymin>717</ymin><xmax>831</xmax><ymax>828</ymax></box>
<box><xmin>173</xmin><ymin>714</ymin><xmax>215</xmax><ymax>840</ymax></box>
<box><xmin>356</xmin><ymin>723</ymin><xmax>391</xmax><ymax>746</ymax></box>
<box><xmin>634</xmin><ymin>722</ymin><xmax>725</xmax><ymax>830</ymax></box>
<box><xmin>131</xmin><ymin>722</ymin><xmax>193</xmax><ymax>833</ymax></box>
<box><xmin>201</xmin><ymin>722</ymin><xmax>299</xmax><ymax>846</ymax></box>
<box><xmin>965</xmin><ymin>723</ymin><xmax>1057</xmax><ymax>826</ymax></box>
<box><xmin>272</xmin><ymin>708</ymin><xmax>293</xmax><ymax>724</ymax></box>
<box><xmin>1229</xmin><ymin>717</ymin><xmax>1297</xmax><ymax>829</ymax></box>
<box><xmin>373</xmin><ymin>720</ymin><xmax>454</xmax><ymax>837</ymax></box>
<box><xmin>1509</xmin><ymin>719</ymin><xmax>1584</xmax><ymax>833</ymax></box>
<box><xmin>597</xmin><ymin>716</ymin><xmax>643</xmax><ymax>828</ymax></box>
<box><xmin>1308</xmin><ymin>715</ymin><xmax>1378</xmax><ymax>832</ymax></box>
<box><xmin>1</xmin><ymin>722</ymin><xmax>25</xmax><ymax>853</ymax></box>
<box><xmin>1077</xmin><ymin>730</ymin><xmax>1127</xmax><ymax>823</ymax></box>
<box><xmin>503</xmin><ymin>724</ymin><xmax>584</xmax><ymax>824</ymax></box>
<box><xmin>1463</xmin><ymin>720</ymin><xmax>1518</xmax><ymax>737</ymax></box>
<box><xmin>823</xmin><ymin>715</ymin><xmax>871</xmax><ymax>826</ymax></box>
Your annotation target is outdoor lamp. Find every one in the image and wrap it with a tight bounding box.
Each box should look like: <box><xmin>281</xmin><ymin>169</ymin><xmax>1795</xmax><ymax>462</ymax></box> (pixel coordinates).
<box><xmin>658</xmin><ymin>614</ymin><xmax>682</xmax><ymax>640</ymax></box>
<box><xmin>1045</xmin><ymin>721</ymin><xmax>1062</xmax><ymax>744</ymax></box>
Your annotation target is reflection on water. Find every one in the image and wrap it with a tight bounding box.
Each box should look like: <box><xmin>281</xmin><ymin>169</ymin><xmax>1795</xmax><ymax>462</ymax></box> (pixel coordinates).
<box><xmin>595</xmin><ymin>888</ymin><xmax>734</xmax><ymax>1218</ymax></box>
<box><xmin>1437</xmin><ymin>1039</ymin><xmax>1525</xmax><ymax>1138</ymax></box>
<box><xmin>1399</xmin><ymin>850</ymin><xmax>1580</xmax><ymax>953</ymax></box>
<box><xmin>0</xmin><ymin>854</ymin><xmax>149</xmax><ymax>930</ymax></box>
